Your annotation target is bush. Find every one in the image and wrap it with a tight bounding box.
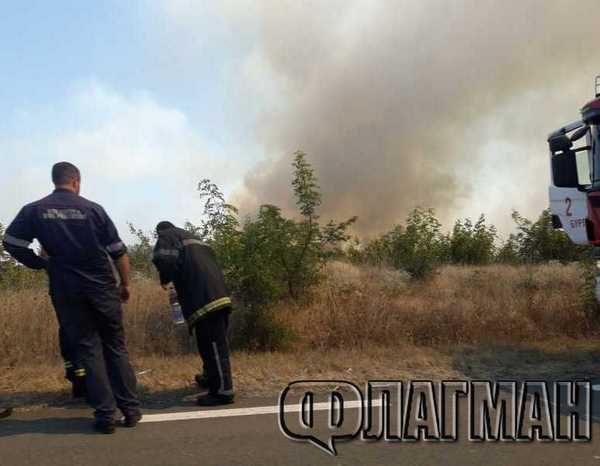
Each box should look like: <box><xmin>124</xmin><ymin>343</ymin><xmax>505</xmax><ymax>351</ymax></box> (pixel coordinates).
<box><xmin>359</xmin><ymin>208</ymin><xmax>588</xmax><ymax>277</ymax></box>
<box><xmin>442</xmin><ymin>215</ymin><xmax>497</xmax><ymax>265</ymax></box>
<box><xmin>505</xmin><ymin>209</ymin><xmax>588</xmax><ymax>263</ymax></box>
<box><xmin>200</xmin><ymin>152</ymin><xmax>356</xmax><ymax>301</ymax></box>
<box><xmin>127</xmin><ymin>223</ymin><xmax>157</xmax><ymax>278</ymax></box>
<box><xmin>363</xmin><ymin>208</ymin><xmax>445</xmax><ymax>279</ymax></box>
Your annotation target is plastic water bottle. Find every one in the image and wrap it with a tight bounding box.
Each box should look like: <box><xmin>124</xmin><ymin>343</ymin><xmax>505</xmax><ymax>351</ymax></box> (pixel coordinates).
<box><xmin>169</xmin><ymin>288</ymin><xmax>185</xmax><ymax>325</ymax></box>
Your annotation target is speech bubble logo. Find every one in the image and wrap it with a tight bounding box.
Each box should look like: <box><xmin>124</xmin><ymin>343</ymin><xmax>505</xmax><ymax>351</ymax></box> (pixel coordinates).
<box><xmin>278</xmin><ymin>380</ymin><xmax>364</xmax><ymax>456</ymax></box>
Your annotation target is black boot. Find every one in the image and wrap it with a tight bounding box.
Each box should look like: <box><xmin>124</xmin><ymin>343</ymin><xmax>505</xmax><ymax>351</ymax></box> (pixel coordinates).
<box><xmin>119</xmin><ymin>410</ymin><xmax>143</xmax><ymax>428</ymax></box>
<box><xmin>196</xmin><ymin>393</ymin><xmax>234</xmax><ymax>406</ymax></box>
<box><xmin>94</xmin><ymin>418</ymin><xmax>116</xmax><ymax>434</ymax></box>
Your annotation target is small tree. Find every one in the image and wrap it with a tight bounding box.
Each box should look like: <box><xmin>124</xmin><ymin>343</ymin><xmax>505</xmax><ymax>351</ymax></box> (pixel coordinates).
<box><xmin>126</xmin><ymin>223</ymin><xmax>156</xmax><ymax>276</ymax></box>
<box><xmin>206</xmin><ymin>150</ymin><xmax>356</xmax><ymax>301</ymax></box>
<box><xmin>196</xmin><ymin>179</ymin><xmax>240</xmax><ymax>242</ymax></box>
<box><xmin>192</xmin><ymin>151</ymin><xmax>357</xmax><ymax>348</ymax></box>
<box><xmin>363</xmin><ymin>208</ymin><xmax>445</xmax><ymax>279</ymax></box>
<box><xmin>510</xmin><ymin>209</ymin><xmax>587</xmax><ymax>263</ymax></box>
<box><xmin>445</xmin><ymin>214</ymin><xmax>497</xmax><ymax>265</ymax></box>
<box><xmin>496</xmin><ymin>235</ymin><xmax>521</xmax><ymax>264</ymax></box>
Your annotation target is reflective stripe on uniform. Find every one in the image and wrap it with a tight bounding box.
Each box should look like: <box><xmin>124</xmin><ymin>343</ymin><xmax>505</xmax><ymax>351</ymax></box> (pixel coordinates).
<box><xmin>154</xmin><ymin>248</ymin><xmax>180</xmax><ymax>259</ymax></box>
<box><xmin>42</xmin><ymin>208</ymin><xmax>86</xmax><ymax>220</ymax></box>
<box><xmin>212</xmin><ymin>341</ymin><xmax>225</xmax><ymax>395</ymax></box>
<box><xmin>74</xmin><ymin>368</ymin><xmax>86</xmax><ymax>377</ymax></box>
<box><xmin>211</xmin><ymin>342</ymin><xmax>233</xmax><ymax>396</ymax></box>
<box><xmin>106</xmin><ymin>241</ymin><xmax>125</xmax><ymax>253</ymax></box>
<box><xmin>153</xmin><ymin>238</ymin><xmax>203</xmax><ymax>259</ymax></box>
<box><xmin>187</xmin><ymin>297</ymin><xmax>232</xmax><ymax>331</ymax></box>
<box><xmin>64</xmin><ymin>361</ymin><xmax>74</xmax><ymax>369</ymax></box>
<box><xmin>3</xmin><ymin>234</ymin><xmax>31</xmax><ymax>248</ymax></box>
<box><xmin>182</xmin><ymin>238</ymin><xmax>206</xmax><ymax>247</ymax></box>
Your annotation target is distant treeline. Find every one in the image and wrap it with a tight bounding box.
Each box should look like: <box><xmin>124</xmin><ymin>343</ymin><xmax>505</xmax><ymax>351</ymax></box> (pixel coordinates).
<box><xmin>0</xmin><ymin>152</ymin><xmax>587</xmax><ymax>292</ymax></box>
<box><xmin>0</xmin><ymin>152</ymin><xmax>591</xmax><ymax>348</ymax></box>
<box><xmin>351</xmin><ymin>208</ymin><xmax>587</xmax><ymax>279</ymax></box>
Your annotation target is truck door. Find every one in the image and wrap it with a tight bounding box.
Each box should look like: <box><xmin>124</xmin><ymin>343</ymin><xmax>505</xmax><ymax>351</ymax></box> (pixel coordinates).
<box><xmin>548</xmin><ymin>123</ymin><xmax>591</xmax><ymax>245</ymax></box>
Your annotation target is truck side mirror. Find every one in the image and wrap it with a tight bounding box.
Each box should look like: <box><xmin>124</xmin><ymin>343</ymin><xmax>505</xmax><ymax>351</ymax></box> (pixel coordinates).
<box><xmin>551</xmin><ymin>149</ymin><xmax>579</xmax><ymax>188</ymax></box>
<box><xmin>548</xmin><ymin>134</ymin><xmax>572</xmax><ymax>152</ymax></box>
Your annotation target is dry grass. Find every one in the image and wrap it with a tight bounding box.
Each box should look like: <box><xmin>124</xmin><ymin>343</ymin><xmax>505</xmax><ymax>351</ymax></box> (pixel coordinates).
<box><xmin>0</xmin><ymin>262</ymin><xmax>596</xmax><ymax>364</ymax></box>
<box><xmin>1</xmin><ymin>262</ymin><xmax>599</xmax><ymax>408</ymax></box>
<box><xmin>0</xmin><ymin>345</ymin><xmax>462</xmax><ymax>409</ymax></box>
<box><xmin>0</xmin><ymin>276</ymin><xmax>193</xmax><ymax>368</ymax></box>
<box><xmin>278</xmin><ymin>262</ymin><xmax>596</xmax><ymax>349</ymax></box>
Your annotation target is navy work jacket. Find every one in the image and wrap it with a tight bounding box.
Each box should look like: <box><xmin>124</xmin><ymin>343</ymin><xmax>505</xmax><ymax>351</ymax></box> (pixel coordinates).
<box><xmin>2</xmin><ymin>188</ymin><xmax>127</xmax><ymax>295</ymax></box>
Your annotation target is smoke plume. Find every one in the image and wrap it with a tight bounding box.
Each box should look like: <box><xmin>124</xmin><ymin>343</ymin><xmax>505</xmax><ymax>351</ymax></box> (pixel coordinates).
<box><xmin>233</xmin><ymin>0</ymin><xmax>600</xmax><ymax>235</ymax></box>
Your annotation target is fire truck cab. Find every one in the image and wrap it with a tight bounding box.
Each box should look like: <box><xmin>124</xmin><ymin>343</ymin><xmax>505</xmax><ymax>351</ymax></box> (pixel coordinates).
<box><xmin>548</xmin><ymin>76</ymin><xmax>600</xmax><ymax>247</ymax></box>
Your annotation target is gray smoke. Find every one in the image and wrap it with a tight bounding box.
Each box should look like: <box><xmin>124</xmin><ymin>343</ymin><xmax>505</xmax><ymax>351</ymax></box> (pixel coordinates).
<box><xmin>233</xmin><ymin>0</ymin><xmax>600</xmax><ymax>236</ymax></box>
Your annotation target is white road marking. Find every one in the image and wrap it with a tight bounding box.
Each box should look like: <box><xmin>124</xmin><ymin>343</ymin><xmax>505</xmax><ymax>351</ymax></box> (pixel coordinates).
<box><xmin>142</xmin><ymin>383</ymin><xmax>600</xmax><ymax>424</ymax></box>
<box><xmin>140</xmin><ymin>400</ymin><xmax>381</xmax><ymax>424</ymax></box>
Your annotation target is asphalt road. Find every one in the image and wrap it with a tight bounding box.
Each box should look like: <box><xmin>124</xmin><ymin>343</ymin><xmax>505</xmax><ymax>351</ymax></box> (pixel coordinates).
<box><xmin>1</xmin><ymin>395</ymin><xmax>600</xmax><ymax>466</ymax></box>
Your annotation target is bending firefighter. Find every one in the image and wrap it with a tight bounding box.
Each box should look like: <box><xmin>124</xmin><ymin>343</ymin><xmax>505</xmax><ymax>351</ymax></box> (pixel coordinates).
<box><xmin>152</xmin><ymin>221</ymin><xmax>234</xmax><ymax>406</ymax></box>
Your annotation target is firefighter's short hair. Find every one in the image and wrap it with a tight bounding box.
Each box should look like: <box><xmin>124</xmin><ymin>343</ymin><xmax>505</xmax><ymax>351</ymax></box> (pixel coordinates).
<box><xmin>52</xmin><ymin>162</ymin><xmax>81</xmax><ymax>185</ymax></box>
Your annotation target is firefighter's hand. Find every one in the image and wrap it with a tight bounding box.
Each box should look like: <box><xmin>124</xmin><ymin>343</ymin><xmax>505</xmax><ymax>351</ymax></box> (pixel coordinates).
<box><xmin>120</xmin><ymin>284</ymin><xmax>130</xmax><ymax>303</ymax></box>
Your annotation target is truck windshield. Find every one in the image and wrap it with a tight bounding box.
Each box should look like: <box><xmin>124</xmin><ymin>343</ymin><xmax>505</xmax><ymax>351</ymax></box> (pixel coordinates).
<box><xmin>577</xmin><ymin>150</ymin><xmax>592</xmax><ymax>186</ymax></box>
<box><xmin>592</xmin><ymin>125</ymin><xmax>600</xmax><ymax>185</ymax></box>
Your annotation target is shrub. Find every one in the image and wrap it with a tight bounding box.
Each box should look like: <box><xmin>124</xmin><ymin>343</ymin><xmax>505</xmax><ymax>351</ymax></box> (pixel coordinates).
<box><xmin>363</xmin><ymin>208</ymin><xmax>445</xmax><ymax>279</ymax></box>
<box><xmin>441</xmin><ymin>214</ymin><xmax>497</xmax><ymax>265</ymax></box>
<box><xmin>506</xmin><ymin>209</ymin><xmax>588</xmax><ymax>263</ymax></box>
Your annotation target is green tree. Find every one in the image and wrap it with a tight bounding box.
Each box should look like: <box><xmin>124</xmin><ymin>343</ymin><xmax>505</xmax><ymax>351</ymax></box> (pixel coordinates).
<box><xmin>127</xmin><ymin>223</ymin><xmax>156</xmax><ymax>276</ymax></box>
<box><xmin>444</xmin><ymin>214</ymin><xmax>497</xmax><ymax>265</ymax></box>
<box><xmin>190</xmin><ymin>151</ymin><xmax>357</xmax><ymax>348</ymax></box>
<box><xmin>496</xmin><ymin>235</ymin><xmax>521</xmax><ymax>264</ymax></box>
<box><xmin>510</xmin><ymin>209</ymin><xmax>587</xmax><ymax>263</ymax></box>
<box><xmin>363</xmin><ymin>208</ymin><xmax>445</xmax><ymax>279</ymax></box>
<box><xmin>200</xmin><ymin>151</ymin><xmax>356</xmax><ymax>301</ymax></box>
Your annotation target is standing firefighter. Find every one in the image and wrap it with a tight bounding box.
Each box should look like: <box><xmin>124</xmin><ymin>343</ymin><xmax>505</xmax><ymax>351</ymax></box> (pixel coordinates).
<box><xmin>2</xmin><ymin>162</ymin><xmax>141</xmax><ymax>434</ymax></box>
<box><xmin>152</xmin><ymin>221</ymin><xmax>234</xmax><ymax>406</ymax></box>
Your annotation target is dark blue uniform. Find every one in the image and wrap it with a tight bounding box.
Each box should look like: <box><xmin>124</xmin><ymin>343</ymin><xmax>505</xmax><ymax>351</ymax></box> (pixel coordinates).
<box><xmin>3</xmin><ymin>188</ymin><xmax>140</xmax><ymax>421</ymax></box>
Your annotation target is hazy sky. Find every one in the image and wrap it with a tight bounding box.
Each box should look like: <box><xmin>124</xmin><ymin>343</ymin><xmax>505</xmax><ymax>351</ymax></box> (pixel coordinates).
<box><xmin>1</xmin><ymin>1</ymin><xmax>599</xmax><ymax>243</ymax></box>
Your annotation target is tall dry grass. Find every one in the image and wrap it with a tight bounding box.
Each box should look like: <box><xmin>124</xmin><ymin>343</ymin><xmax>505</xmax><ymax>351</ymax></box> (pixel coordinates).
<box><xmin>0</xmin><ymin>277</ymin><xmax>193</xmax><ymax>367</ymax></box>
<box><xmin>277</xmin><ymin>262</ymin><xmax>596</xmax><ymax>349</ymax></box>
<box><xmin>0</xmin><ymin>263</ymin><xmax>596</xmax><ymax>367</ymax></box>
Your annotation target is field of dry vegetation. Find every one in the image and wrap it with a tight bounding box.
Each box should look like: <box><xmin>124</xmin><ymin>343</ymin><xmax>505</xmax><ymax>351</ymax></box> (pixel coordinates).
<box><xmin>2</xmin><ymin>262</ymin><xmax>600</xmax><ymax>408</ymax></box>
<box><xmin>280</xmin><ymin>261</ymin><xmax>596</xmax><ymax>347</ymax></box>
